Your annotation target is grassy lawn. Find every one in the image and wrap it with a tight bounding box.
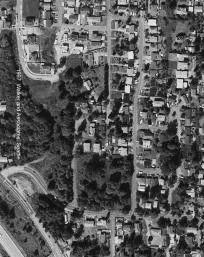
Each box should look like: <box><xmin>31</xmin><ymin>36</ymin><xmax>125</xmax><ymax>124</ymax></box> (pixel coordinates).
<box><xmin>28</xmin><ymin>63</ymin><xmax>41</xmax><ymax>74</ymax></box>
<box><xmin>171</xmin><ymin>188</ymin><xmax>181</xmax><ymax>205</ymax></box>
<box><xmin>4</xmin><ymin>206</ymin><xmax>51</xmax><ymax>257</ymax></box>
<box><xmin>22</xmin><ymin>0</ymin><xmax>39</xmax><ymax>18</ymax></box>
<box><xmin>22</xmin><ymin>72</ymin><xmax>59</xmax><ymax>105</ymax></box>
<box><xmin>66</xmin><ymin>54</ymin><xmax>82</xmax><ymax>70</ymax></box>
<box><xmin>39</xmin><ymin>28</ymin><xmax>57</xmax><ymax>64</ymax></box>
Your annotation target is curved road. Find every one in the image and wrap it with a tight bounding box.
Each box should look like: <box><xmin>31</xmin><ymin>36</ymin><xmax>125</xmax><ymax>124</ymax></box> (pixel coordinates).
<box><xmin>1</xmin><ymin>165</ymin><xmax>47</xmax><ymax>194</ymax></box>
<box><xmin>15</xmin><ymin>0</ymin><xmax>59</xmax><ymax>83</ymax></box>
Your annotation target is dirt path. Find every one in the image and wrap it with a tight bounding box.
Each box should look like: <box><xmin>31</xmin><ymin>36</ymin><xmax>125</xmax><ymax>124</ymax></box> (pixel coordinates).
<box><xmin>70</xmin><ymin>157</ymin><xmax>78</xmax><ymax>208</ymax></box>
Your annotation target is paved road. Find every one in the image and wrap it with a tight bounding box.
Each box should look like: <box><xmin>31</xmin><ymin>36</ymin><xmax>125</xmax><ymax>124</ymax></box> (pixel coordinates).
<box><xmin>1</xmin><ymin>165</ymin><xmax>47</xmax><ymax>194</ymax></box>
<box><xmin>0</xmin><ymin>223</ymin><xmax>26</xmax><ymax>257</ymax></box>
<box><xmin>15</xmin><ymin>0</ymin><xmax>109</xmax><ymax>82</ymax></box>
<box><xmin>70</xmin><ymin>158</ymin><xmax>78</xmax><ymax>208</ymax></box>
<box><xmin>15</xmin><ymin>0</ymin><xmax>59</xmax><ymax>83</ymax></box>
<box><xmin>131</xmin><ymin>14</ymin><xmax>146</xmax><ymax>214</ymax></box>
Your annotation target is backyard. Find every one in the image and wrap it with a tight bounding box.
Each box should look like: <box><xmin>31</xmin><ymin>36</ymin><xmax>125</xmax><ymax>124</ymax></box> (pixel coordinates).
<box><xmin>22</xmin><ymin>0</ymin><xmax>39</xmax><ymax>18</ymax></box>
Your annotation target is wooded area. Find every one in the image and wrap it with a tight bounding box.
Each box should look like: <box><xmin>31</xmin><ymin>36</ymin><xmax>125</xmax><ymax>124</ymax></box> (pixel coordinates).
<box><xmin>0</xmin><ymin>31</ymin><xmax>76</xmax><ymax>203</ymax></box>
<box><xmin>78</xmin><ymin>154</ymin><xmax>133</xmax><ymax>212</ymax></box>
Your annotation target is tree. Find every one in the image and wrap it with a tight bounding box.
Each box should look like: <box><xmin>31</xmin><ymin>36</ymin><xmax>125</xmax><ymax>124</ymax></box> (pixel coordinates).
<box><xmin>32</xmin><ymin>193</ymin><xmax>74</xmax><ymax>240</ymax></box>
<box><xmin>74</xmin><ymin>224</ymin><xmax>84</xmax><ymax>239</ymax></box>
<box><xmin>9</xmin><ymin>207</ymin><xmax>15</xmax><ymax>219</ymax></box>
<box><xmin>71</xmin><ymin>208</ymin><xmax>84</xmax><ymax>220</ymax></box>
<box><xmin>144</xmin><ymin>63</ymin><xmax>150</xmax><ymax>72</ymax></box>
<box><xmin>191</xmin><ymin>141</ymin><xmax>201</xmax><ymax>163</ymax></box>
<box><xmin>166</xmin><ymin>120</ymin><xmax>177</xmax><ymax>136</ymax></box>
<box><xmin>110</xmin><ymin>172</ymin><xmax>121</xmax><ymax>183</ymax></box>
<box><xmin>150</xmin><ymin>184</ymin><xmax>162</xmax><ymax>198</ymax></box>
<box><xmin>78</xmin><ymin>119</ymin><xmax>87</xmax><ymax>133</ymax></box>
<box><xmin>179</xmin><ymin>216</ymin><xmax>188</xmax><ymax>227</ymax></box>
<box><xmin>195</xmin><ymin>36</ymin><xmax>201</xmax><ymax>52</ymax></box>
<box><xmin>0</xmin><ymin>197</ymin><xmax>9</xmax><ymax>218</ymax></box>
<box><xmin>59</xmin><ymin>57</ymin><xmax>66</xmax><ymax>68</ymax></box>
<box><xmin>157</xmin><ymin>217</ymin><xmax>171</xmax><ymax>228</ymax></box>
<box><xmin>177</xmin><ymin>236</ymin><xmax>188</xmax><ymax>251</ymax></box>
<box><xmin>169</xmin><ymin>0</ymin><xmax>177</xmax><ymax>9</ymax></box>
<box><xmin>189</xmin><ymin>217</ymin><xmax>199</xmax><ymax>227</ymax></box>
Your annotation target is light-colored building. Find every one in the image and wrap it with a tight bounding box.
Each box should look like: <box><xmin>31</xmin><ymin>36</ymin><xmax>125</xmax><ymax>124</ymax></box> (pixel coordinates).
<box><xmin>148</xmin><ymin>19</ymin><xmax>157</xmax><ymax>27</ymax></box>
<box><xmin>0</xmin><ymin>156</ymin><xmax>8</xmax><ymax>164</ymax></box>
<box><xmin>150</xmin><ymin>228</ymin><xmax>163</xmax><ymax>248</ymax></box>
<box><xmin>142</xmin><ymin>139</ymin><xmax>152</xmax><ymax>149</ymax></box>
<box><xmin>0</xmin><ymin>101</ymin><xmax>6</xmax><ymax>113</ymax></box>
<box><xmin>177</xmin><ymin>61</ymin><xmax>188</xmax><ymax>70</ymax></box>
<box><xmin>176</xmin><ymin>70</ymin><xmax>188</xmax><ymax>79</ymax></box>
<box><xmin>93</xmin><ymin>143</ymin><xmax>101</xmax><ymax>153</ymax></box>
<box><xmin>125</xmin><ymin>84</ymin><xmax>131</xmax><ymax>93</ymax></box>
<box><xmin>194</xmin><ymin>5</ymin><xmax>203</xmax><ymax>14</ymax></box>
<box><xmin>87</xmin><ymin>16</ymin><xmax>101</xmax><ymax>25</ymax></box>
<box><xmin>83</xmin><ymin>142</ymin><xmax>91</xmax><ymax>153</ymax></box>
<box><xmin>117</xmin><ymin>0</ymin><xmax>129</xmax><ymax>5</ymax></box>
<box><xmin>84</xmin><ymin>219</ymin><xmax>95</xmax><ymax>227</ymax></box>
<box><xmin>128</xmin><ymin>51</ymin><xmax>134</xmax><ymax>60</ymax></box>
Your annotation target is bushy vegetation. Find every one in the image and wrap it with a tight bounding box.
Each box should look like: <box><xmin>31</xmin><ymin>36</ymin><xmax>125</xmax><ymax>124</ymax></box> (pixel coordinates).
<box><xmin>32</xmin><ymin>194</ymin><xmax>75</xmax><ymax>240</ymax></box>
<box><xmin>0</xmin><ymin>186</ymin><xmax>50</xmax><ymax>257</ymax></box>
<box><xmin>33</xmin><ymin>194</ymin><xmax>110</xmax><ymax>254</ymax></box>
<box><xmin>0</xmin><ymin>31</ymin><xmax>76</xmax><ymax>203</ymax></box>
<box><xmin>78</xmin><ymin>154</ymin><xmax>133</xmax><ymax>212</ymax></box>
<box><xmin>71</xmin><ymin>236</ymin><xmax>110</xmax><ymax>257</ymax></box>
<box><xmin>154</xmin><ymin>120</ymin><xmax>181</xmax><ymax>177</ymax></box>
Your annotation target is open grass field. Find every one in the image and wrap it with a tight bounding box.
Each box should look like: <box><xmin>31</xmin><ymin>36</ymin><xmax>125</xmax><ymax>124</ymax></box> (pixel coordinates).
<box><xmin>10</xmin><ymin>174</ymin><xmax>42</xmax><ymax>197</ymax></box>
<box><xmin>0</xmin><ymin>0</ymin><xmax>16</xmax><ymax>10</ymax></box>
<box><xmin>66</xmin><ymin>54</ymin><xmax>82</xmax><ymax>69</ymax></box>
<box><xmin>22</xmin><ymin>0</ymin><xmax>39</xmax><ymax>18</ymax></box>
<box><xmin>27</xmin><ymin>63</ymin><xmax>41</xmax><ymax>74</ymax></box>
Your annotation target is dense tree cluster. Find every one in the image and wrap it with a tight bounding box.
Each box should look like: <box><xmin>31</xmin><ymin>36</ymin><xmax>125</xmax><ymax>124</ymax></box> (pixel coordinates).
<box><xmin>0</xmin><ymin>31</ymin><xmax>75</xmax><ymax>203</ymax></box>
<box><xmin>169</xmin><ymin>0</ymin><xmax>177</xmax><ymax>9</ymax></box>
<box><xmin>0</xmin><ymin>195</ymin><xmax>14</xmax><ymax>219</ymax></box>
<box><xmin>71</xmin><ymin>236</ymin><xmax>110</xmax><ymax>257</ymax></box>
<box><xmin>32</xmin><ymin>194</ymin><xmax>75</xmax><ymax>240</ymax></box>
<box><xmin>119</xmin><ymin>233</ymin><xmax>146</xmax><ymax>256</ymax></box>
<box><xmin>78</xmin><ymin>154</ymin><xmax>133</xmax><ymax>212</ymax></box>
<box><xmin>154</xmin><ymin>120</ymin><xmax>181</xmax><ymax>177</ymax></box>
<box><xmin>157</xmin><ymin>216</ymin><xmax>171</xmax><ymax>228</ymax></box>
<box><xmin>60</xmin><ymin>66</ymin><xmax>83</xmax><ymax>97</ymax></box>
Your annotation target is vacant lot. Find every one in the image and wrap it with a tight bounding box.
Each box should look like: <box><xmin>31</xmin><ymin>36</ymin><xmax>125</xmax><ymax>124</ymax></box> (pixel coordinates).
<box><xmin>10</xmin><ymin>173</ymin><xmax>42</xmax><ymax>197</ymax></box>
<box><xmin>66</xmin><ymin>54</ymin><xmax>82</xmax><ymax>70</ymax></box>
<box><xmin>22</xmin><ymin>0</ymin><xmax>39</xmax><ymax>18</ymax></box>
<box><xmin>39</xmin><ymin>28</ymin><xmax>56</xmax><ymax>64</ymax></box>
